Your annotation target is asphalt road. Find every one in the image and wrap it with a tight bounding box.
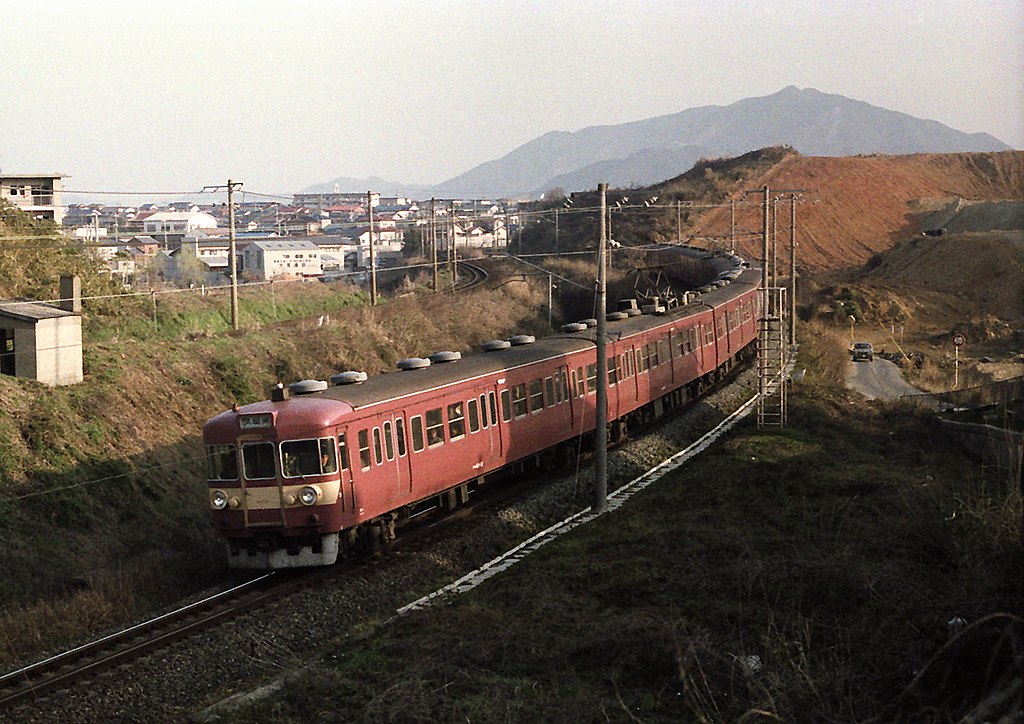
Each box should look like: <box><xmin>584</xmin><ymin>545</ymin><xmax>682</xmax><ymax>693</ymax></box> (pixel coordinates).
<box><xmin>846</xmin><ymin>357</ymin><xmax>923</xmax><ymax>400</ymax></box>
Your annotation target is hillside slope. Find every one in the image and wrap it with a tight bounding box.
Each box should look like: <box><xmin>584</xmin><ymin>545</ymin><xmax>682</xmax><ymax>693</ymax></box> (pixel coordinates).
<box><xmin>691</xmin><ymin>150</ymin><xmax>1024</xmax><ymax>272</ymax></box>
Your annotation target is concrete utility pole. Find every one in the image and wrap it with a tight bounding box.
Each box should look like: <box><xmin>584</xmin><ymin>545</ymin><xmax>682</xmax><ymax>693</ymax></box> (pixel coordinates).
<box><xmin>367</xmin><ymin>190</ymin><xmax>377</xmax><ymax>305</ymax></box>
<box><xmin>789</xmin><ymin>194</ymin><xmax>798</xmax><ymax>345</ymax></box>
<box><xmin>594</xmin><ymin>182</ymin><xmax>609</xmax><ymax>514</ymax></box>
<box><xmin>430</xmin><ymin>198</ymin><xmax>438</xmax><ymax>292</ymax></box>
<box><xmin>676</xmin><ymin>200</ymin><xmax>682</xmax><ymax>242</ymax></box>
<box><xmin>761</xmin><ymin>185</ymin><xmax>770</xmax><ymax>298</ymax></box>
<box><xmin>227</xmin><ymin>179</ymin><xmax>241</xmax><ymax>330</ymax></box>
<box><xmin>554</xmin><ymin>207</ymin><xmax>560</xmax><ymax>255</ymax></box>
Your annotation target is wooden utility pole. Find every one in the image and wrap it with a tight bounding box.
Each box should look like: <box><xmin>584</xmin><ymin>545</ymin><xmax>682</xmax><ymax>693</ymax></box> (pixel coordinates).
<box><xmin>227</xmin><ymin>179</ymin><xmax>241</xmax><ymax>330</ymax></box>
<box><xmin>367</xmin><ymin>190</ymin><xmax>377</xmax><ymax>305</ymax></box>
<box><xmin>730</xmin><ymin>199</ymin><xmax>736</xmax><ymax>253</ymax></box>
<box><xmin>594</xmin><ymin>182</ymin><xmax>609</xmax><ymax>514</ymax></box>
<box><xmin>450</xmin><ymin>200</ymin><xmax>457</xmax><ymax>288</ymax></box>
<box><xmin>430</xmin><ymin>198</ymin><xmax>438</xmax><ymax>292</ymax></box>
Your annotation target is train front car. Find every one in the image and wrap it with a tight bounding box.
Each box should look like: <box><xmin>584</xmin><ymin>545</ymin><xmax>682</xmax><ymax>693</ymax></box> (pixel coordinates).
<box><xmin>203</xmin><ymin>386</ymin><xmax>354</xmax><ymax>568</ymax></box>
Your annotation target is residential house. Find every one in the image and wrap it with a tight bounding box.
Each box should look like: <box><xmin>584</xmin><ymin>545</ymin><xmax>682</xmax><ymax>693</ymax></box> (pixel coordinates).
<box><xmin>0</xmin><ymin>173</ymin><xmax>65</xmax><ymax>224</ymax></box>
<box><xmin>242</xmin><ymin>239</ymin><xmax>322</xmax><ymax>281</ymax></box>
<box><xmin>143</xmin><ymin>211</ymin><xmax>218</xmax><ymax>235</ymax></box>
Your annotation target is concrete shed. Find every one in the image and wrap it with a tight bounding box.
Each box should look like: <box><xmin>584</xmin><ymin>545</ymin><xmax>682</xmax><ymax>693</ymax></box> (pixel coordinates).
<box><xmin>0</xmin><ymin>301</ymin><xmax>83</xmax><ymax>386</ymax></box>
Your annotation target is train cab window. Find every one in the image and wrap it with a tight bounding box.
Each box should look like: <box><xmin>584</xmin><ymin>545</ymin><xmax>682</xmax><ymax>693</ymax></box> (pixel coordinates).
<box><xmin>500</xmin><ymin>390</ymin><xmax>512</xmax><ymax>422</ymax></box>
<box><xmin>529</xmin><ymin>379</ymin><xmax>544</xmax><ymax>412</ymax></box>
<box><xmin>281</xmin><ymin>438</ymin><xmax>337</xmax><ymax>477</ymax></box>
<box><xmin>468</xmin><ymin>398</ymin><xmax>481</xmax><ymax>433</ymax></box>
<box><xmin>586</xmin><ymin>363</ymin><xmax>597</xmax><ymax>393</ymax></box>
<box><xmin>426</xmin><ymin>408</ymin><xmax>445</xmax><ymax>447</ymax></box>
<box><xmin>358</xmin><ymin>430</ymin><xmax>372</xmax><ymax>469</ymax></box>
<box><xmin>372</xmin><ymin>427</ymin><xmax>384</xmax><ymax>465</ymax></box>
<box><xmin>607</xmin><ymin>357</ymin><xmax>617</xmax><ymax>385</ymax></box>
<box><xmin>207</xmin><ymin>444</ymin><xmax>238</xmax><ymax>481</ymax></box>
<box><xmin>448</xmin><ymin>402</ymin><xmax>466</xmax><ymax>439</ymax></box>
<box><xmin>545</xmin><ymin>377</ymin><xmax>556</xmax><ymax>407</ymax></box>
<box><xmin>410</xmin><ymin>416</ymin><xmax>425</xmax><ymax>453</ymax></box>
<box><xmin>488</xmin><ymin>391</ymin><xmax>498</xmax><ymax>426</ymax></box>
<box><xmin>512</xmin><ymin>383</ymin><xmax>528</xmax><ymax>418</ymax></box>
<box><xmin>337</xmin><ymin>433</ymin><xmax>350</xmax><ymax>470</ymax></box>
<box><xmin>383</xmin><ymin>421</ymin><xmax>395</xmax><ymax>461</ymax></box>
<box><xmin>395</xmin><ymin>418</ymin><xmax>407</xmax><ymax>457</ymax></box>
<box><xmin>242</xmin><ymin>442</ymin><xmax>276</xmax><ymax>480</ymax></box>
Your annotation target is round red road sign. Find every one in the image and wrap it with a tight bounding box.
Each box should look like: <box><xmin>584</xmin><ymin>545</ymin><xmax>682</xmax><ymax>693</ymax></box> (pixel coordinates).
<box><xmin>953</xmin><ymin>334</ymin><xmax>966</xmax><ymax>347</ymax></box>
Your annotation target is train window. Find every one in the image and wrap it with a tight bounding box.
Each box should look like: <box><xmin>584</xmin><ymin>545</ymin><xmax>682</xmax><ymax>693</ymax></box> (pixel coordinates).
<box><xmin>704</xmin><ymin>325</ymin><xmax>715</xmax><ymax>346</ymax></box>
<box><xmin>448</xmin><ymin>402</ymin><xmax>466</xmax><ymax>439</ymax></box>
<box><xmin>586</xmin><ymin>363</ymin><xmax>597</xmax><ymax>393</ymax></box>
<box><xmin>338</xmin><ymin>433</ymin><xmax>350</xmax><ymax>470</ymax></box>
<box><xmin>207</xmin><ymin>444</ymin><xmax>238</xmax><ymax>481</ymax></box>
<box><xmin>242</xmin><ymin>442</ymin><xmax>276</xmax><ymax>480</ymax></box>
<box><xmin>570</xmin><ymin>369</ymin><xmax>578</xmax><ymax>398</ymax></box>
<box><xmin>560</xmin><ymin>369</ymin><xmax>569</xmax><ymax>401</ymax></box>
<box><xmin>478</xmin><ymin>394</ymin><xmax>488</xmax><ymax>428</ymax></box>
<box><xmin>320</xmin><ymin>438</ymin><xmax>338</xmax><ymax>473</ymax></box>
<box><xmin>383</xmin><ymin>421</ymin><xmax>395</xmax><ymax>461</ymax></box>
<box><xmin>283</xmin><ymin>439</ymin><xmax>335</xmax><ymax>478</ymax></box>
<box><xmin>626</xmin><ymin>351</ymin><xmax>635</xmax><ymax>378</ymax></box>
<box><xmin>373</xmin><ymin>427</ymin><xmax>384</xmax><ymax>465</ymax></box>
<box><xmin>358</xmin><ymin>430</ymin><xmax>372</xmax><ymax>469</ymax></box>
<box><xmin>426</xmin><ymin>408</ymin><xmax>445</xmax><ymax>447</ymax></box>
<box><xmin>545</xmin><ymin>377</ymin><xmax>555</xmax><ymax>407</ymax></box>
<box><xmin>500</xmin><ymin>390</ymin><xmax>512</xmax><ymax>422</ymax></box>
<box><xmin>529</xmin><ymin>379</ymin><xmax>544</xmax><ymax>412</ymax></box>
<box><xmin>488</xmin><ymin>391</ymin><xmax>497</xmax><ymax>427</ymax></box>
<box><xmin>688</xmin><ymin>328</ymin><xmax>698</xmax><ymax>352</ymax></box>
<box><xmin>468</xmin><ymin>398</ymin><xmax>480</xmax><ymax>433</ymax></box>
<box><xmin>607</xmin><ymin>357</ymin><xmax>617</xmax><ymax>385</ymax></box>
<box><xmin>512</xmin><ymin>383</ymin><xmax>528</xmax><ymax>417</ymax></box>
<box><xmin>639</xmin><ymin>346</ymin><xmax>650</xmax><ymax>372</ymax></box>
<box><xmin>395</xmin><ymin>418</ymin><xmax>407</xmax><ymax>457</ymax></box>
<box><xmin>658</xmin><ymin>340</ymin><xmax>668</xmax><ymax>364</ymax></box>
<box><xmin>410</xmin><ymin>416</ymin><xmax>425</xmax><ymax>452</ymax></box>
<box><xmin>676</xmin><ymin>335</ymin><xmax>685</xmax><ymax>358</ymax></box>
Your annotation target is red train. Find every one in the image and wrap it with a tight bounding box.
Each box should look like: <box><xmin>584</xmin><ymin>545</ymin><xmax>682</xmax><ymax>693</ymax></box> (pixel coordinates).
<box><xmin>203</xmin><ymin>249</ymin><xmax>761</xmax><ymax>567</ymax></box>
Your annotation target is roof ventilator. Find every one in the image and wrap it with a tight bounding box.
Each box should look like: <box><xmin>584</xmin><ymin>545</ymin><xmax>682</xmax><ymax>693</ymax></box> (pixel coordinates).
<box><xmin>330</xmin><ymin>371</ymin><xmax>368</xmax><ymax>385</ymax></box>
<box><xmin>289</xmin><ymin>379</ymin><xmax>329</xmax><ymax>395</ymax></box>
<box><xmin>508</xmin><ymin>334</ymin><xmax>536</xmax><ymax>346</ymax></box>
<box><xmin>397</xmin><ymin>357</ymin><xmax>431</xmax><ymax>371</ymax></box>
<box><xmin>428</xmin><ymin>350</ymin><xmax>462</xmax><ymax>363</ymax></box>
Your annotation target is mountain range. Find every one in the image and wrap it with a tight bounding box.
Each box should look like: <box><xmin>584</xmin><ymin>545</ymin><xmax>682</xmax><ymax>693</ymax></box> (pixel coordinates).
<box><xmin>307</xmin><ymin>86</ymin><xmax>1012</xmax><ymax>199</ymax></box>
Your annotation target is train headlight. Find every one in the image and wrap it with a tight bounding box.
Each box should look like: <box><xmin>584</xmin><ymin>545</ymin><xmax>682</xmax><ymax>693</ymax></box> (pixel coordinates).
<box><xmin>211</xmin><ymin>490</ymin><xmax>228</xmax><ymax>510</ymax></box>
<box><xmin>299</xmin><ymin>485</ymin><xmax>321</xmax><ymax>506</ymax></box>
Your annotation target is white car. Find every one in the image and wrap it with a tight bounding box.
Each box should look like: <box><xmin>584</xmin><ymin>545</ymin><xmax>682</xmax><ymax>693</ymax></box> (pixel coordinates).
<box><xmin>851</xmin><ymin>342</ymin><xmax>874</xmax><ymax>362</ymax></box>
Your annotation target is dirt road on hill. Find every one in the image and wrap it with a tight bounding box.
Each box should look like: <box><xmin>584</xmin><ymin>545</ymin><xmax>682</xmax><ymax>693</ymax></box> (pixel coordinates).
<box><xmin>847</xmin><ymin>358</ymin><xmax>923</xmax><ymax>400</ymax></box>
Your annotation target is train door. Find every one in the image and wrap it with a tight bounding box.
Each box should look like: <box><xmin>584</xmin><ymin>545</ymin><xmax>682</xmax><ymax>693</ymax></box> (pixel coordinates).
<box><xmin>472</xmin><ymin>388</ymin><xmax>500</xmax><ymax>464</ymax></box>
<box><xmin>379</xmin><ymin>414</ymin><xmax>412</xmax><ymax>501</ymax></box>
<box><xmin>335</xmin><ymin>427</ymin><xmax>354</xmax><ymax>513</ymax></box>
<box><xmin>238</xmin><ymin>433</ymin><xmax>286</xmax><ymax>528</ymax></box>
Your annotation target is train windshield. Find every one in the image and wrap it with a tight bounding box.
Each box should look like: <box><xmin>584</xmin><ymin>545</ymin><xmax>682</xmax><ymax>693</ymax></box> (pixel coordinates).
<box><xmin>206</xmin><ymin>444</ymin><xmax>238</xmax><ymax>481</ymax></box>
<box><xmin>242</xmin><ymin>442</ymin><xmax>276</xmax><ymax>480</ymax></box>
<box><xmin>281</xmin><ymin>437</ymin><xmax>338</xmax><ymax>478</ymax></box>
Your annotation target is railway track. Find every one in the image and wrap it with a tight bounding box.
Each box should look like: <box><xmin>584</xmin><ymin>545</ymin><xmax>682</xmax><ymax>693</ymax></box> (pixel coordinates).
<box><xmin>0</xmin><ymin>570</ymin><xmax>323</xmax><ymax>711</ymax></box>
<box><xmin>450</xmin><ymin>261</ymin><xmax>488</xmax><ymax>292</ymax></box>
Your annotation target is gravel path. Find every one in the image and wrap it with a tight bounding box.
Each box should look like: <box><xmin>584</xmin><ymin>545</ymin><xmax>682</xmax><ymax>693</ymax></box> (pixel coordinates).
<box><xmin>7</xmin><ymin>367</ymin><xmax>757</xmax><ymax>724</ymax></box>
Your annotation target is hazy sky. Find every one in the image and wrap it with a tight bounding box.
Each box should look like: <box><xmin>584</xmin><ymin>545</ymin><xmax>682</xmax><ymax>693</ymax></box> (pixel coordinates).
<box><xmin>2</xmin><ymin>0</ymin><xmax>1022</xmax><ymax>200</ymax></box>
